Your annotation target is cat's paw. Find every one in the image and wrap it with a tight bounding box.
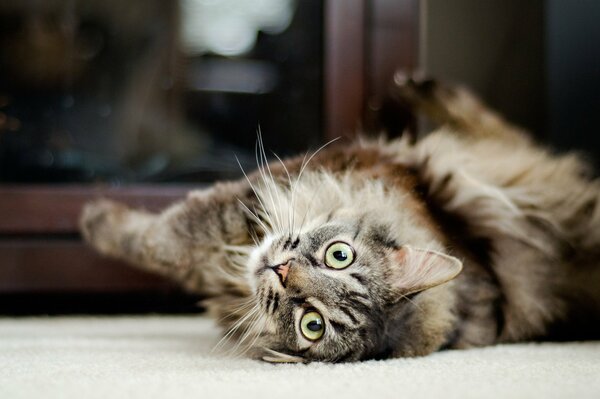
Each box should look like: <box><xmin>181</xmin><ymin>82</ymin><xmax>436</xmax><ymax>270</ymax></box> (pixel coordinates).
<box><xmin>391</xmin><ymin>71</ymin><xmax>490</xmax><ymax>130</ymax></box>
<box><xmin>392</xmin><ymin>71</ymin><xmax>443</xmax><ymax>106</ymax></box>
<box><xmin>80</xmin><ymin>199</ymin><xmax>128</xmax><ymax>255</ymax></box>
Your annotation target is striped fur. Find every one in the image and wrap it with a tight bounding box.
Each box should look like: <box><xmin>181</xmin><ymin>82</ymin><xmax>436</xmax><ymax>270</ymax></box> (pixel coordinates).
<box><xmin>80</xmin><ymin>79</ymin><xmax>600</xmax><ymax>362</ymax></box>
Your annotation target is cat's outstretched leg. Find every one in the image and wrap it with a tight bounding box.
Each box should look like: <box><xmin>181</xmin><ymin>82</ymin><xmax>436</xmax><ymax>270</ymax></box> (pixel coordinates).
<box><xmin>391</xmin><ymin>73</ymin><xmax>526</xmax><ymax>140</ymax></box>
<box><xmin>80</xmin><ymin>182</ymin><xmax>256</xmax><ymax>296</ymax></box>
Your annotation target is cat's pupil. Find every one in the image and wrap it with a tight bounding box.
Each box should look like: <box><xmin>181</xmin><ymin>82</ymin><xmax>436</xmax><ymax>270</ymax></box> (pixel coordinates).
<box><xmin>333</xmin><ymin>251</ymin><xmax>347</xmax><ymax>261</ymax></box>
<box><xmin>307</xmin><ymin>320</ymin><xmax>322</xmax><ymax>331</ymax></box>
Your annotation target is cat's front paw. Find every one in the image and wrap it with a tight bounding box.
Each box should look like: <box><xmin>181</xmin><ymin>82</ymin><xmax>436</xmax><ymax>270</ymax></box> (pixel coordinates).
<box><xmin>392</xmin><ymin>71</ymin><xmax>440</xmax><ymax>105</ymax></box>
<box><xmin>392</xmin><ymin>72</ymin><xmax>483</xmax><ymax>125</ymax></box>
<box><xmin>80</xmin><ymin>199</ymin><xmax>128</xmax><ymax>255</ymax></box>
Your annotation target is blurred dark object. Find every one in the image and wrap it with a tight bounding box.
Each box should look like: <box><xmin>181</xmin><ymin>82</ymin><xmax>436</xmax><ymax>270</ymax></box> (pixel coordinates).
<box><xmin>184</xmin><ymin>0</ymin><xmax>323</xmax><ymax>160</ymax></box>
<box><xmin>0</xmin><ymin>0</ymin><xmax>191</xmax><ymax>183</ymax></box>
<box><xmin>1</xmin><ymin>292</ymin><xmax>203</xmax><ymax>316</ymax></box>
<box><xmin>0</xmin><ymin>0</ymin><xmax>323</xmax><ymax>184</ymax></box>
<box><xmin>0</xmin><ymin>185</ymin><xmax>195</xmax><ymax>315</ymax></box>
<box><xmin>365</xmin><ymin>72</ymin><xmax>423</xmax><ymax>141</ymax></box>
<box><xmin>547</xmin><ymin>0</ymin><xmax>600</xmax><ymax>171</ymax></box>
<box><xmin>422</xmin><ymin>0</ymin><xmax>599</xmax><ymax>171</ymax></box>
<box><xmin>0</xmin><ymin>0</ymin><xmax>422</xmax><ymax>315</ymax></box>
<box><xmin>2</xmin><ymin>0</ymin><xmax>597</xmax><ymax>315</ymax></box>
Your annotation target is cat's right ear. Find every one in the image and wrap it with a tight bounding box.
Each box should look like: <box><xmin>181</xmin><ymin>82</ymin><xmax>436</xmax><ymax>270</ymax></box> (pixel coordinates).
<box><xmin>389</xmin><ymin>246</ymin><xmax>463</xmax><ymax>296</ymax></box>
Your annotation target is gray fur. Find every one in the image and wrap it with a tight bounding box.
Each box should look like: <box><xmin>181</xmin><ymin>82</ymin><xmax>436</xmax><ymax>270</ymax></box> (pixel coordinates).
<box><xmin>80</xmin><ymin>79</ymin><xmax>600</xmax><ymax>362</ymax></box>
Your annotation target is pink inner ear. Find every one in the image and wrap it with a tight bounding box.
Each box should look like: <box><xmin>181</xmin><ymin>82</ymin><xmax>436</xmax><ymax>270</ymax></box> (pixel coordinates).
<box><xmin>391</xmin><ymin>246</ymin><xmax>463</xmax><ymax>295</ymax></box>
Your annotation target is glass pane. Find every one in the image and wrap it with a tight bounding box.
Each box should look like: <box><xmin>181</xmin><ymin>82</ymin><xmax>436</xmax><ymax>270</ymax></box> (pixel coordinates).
<box><xmin>0</xmin><ymin>0</ymin><xmax>323</xmax><ymax>183</ymax></box>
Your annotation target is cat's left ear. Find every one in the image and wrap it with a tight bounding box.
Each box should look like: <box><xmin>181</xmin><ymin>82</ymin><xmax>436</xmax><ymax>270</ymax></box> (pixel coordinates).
<box><xmin>389</xmin><ymin>246</ymin><xmax>463</xmax><ymax>295</ymax></box>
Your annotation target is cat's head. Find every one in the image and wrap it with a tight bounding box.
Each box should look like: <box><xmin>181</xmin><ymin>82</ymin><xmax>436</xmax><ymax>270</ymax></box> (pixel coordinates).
<box><xmin>244</xmin><ymin>171</ymin><xmax>462</xmax><ymax>362</ymax></box>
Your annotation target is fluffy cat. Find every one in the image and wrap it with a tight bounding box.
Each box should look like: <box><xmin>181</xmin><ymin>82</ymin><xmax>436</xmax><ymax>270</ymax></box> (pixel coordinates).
<box><xmin>80</xmin><ymin>78</ymin><xmax>600</xmax><ymax>363</ymax></box>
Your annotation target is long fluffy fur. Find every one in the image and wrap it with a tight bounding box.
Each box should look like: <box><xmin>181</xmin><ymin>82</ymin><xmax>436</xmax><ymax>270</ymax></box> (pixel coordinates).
<box><xmin>80</xmin><ymin>78</ymin><xmax>600</xmax><ymax>361</ymax></box>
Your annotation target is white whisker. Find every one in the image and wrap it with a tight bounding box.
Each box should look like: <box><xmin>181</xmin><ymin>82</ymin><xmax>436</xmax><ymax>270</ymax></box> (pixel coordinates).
<box><xmin>255</xmin><ymin>134</ymin><xmax>283</xmax><ymax>236</ymax></box>
<box><xmin>227</xmin><ymin>305</ymin><xmax>264</xmax><ymax>356</ymax></box>
<box><xmin>239</xmin><ymin>314</ymin><xmax>268</xmax><ymax>357</ymax></box>
<box><xmin>234</xmin><ymin>155</ymin><xmax>272</xmax><ymax>235</ymax></box>
<box><xmin>271</xmin><ymin>151</ymin><xmax>296</xmax><ymax>236</ymax></box>
<box><xmin>258</xmin><ymin>129</ymin><xmax>286</xmax><ymax>236</ymax></box>
<box><xmin>237</xmin><ymin>198</ymin><xmax>270</xmax><ymax>234</ymax></box>
<box><xmin>212</xmin><ymin>303</ymin><xmax>259</xmax><ymax>354</ymax></box>
<box><xmin>296</xmin><ymin>136</ymin><xmax>341</xmax><ymax>184</ymax></box>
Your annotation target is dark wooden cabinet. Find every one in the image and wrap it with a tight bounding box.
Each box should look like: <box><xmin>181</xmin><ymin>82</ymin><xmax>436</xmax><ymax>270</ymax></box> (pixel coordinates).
<box><xmin>325</xmin><ymin>0</ymin><xmax>419</xmax><ymax>139</ymax></box>
<box><xmin>0</xmin><ymin>0</ymin><xmax>419</xmax><ymax>313</ymax></box>
<box><xmin>0</xmin><ymin>186</ymin><xmax>193</xmax><ymax>313</ymax></box>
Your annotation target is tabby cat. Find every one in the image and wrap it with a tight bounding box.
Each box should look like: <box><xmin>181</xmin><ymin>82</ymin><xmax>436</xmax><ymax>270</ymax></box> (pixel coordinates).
<box><xmin>80</xmin><ymin>78</ymin><xmax>600</xmax><ymax>363</ymax></box>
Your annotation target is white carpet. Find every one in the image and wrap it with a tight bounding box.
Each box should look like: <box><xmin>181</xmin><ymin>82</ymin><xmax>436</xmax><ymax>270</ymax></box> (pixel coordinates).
<box><xmin>1</xmin><ymin>316</ymin><xmax>599</xmax><ymax>399</ymax></box>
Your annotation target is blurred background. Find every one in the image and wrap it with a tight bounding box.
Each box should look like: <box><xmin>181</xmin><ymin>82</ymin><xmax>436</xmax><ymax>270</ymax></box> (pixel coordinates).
<box><xmin>0</xmin><ymin>0</ymin><xmax>598</xmax><ymax>315</ymax></box>
<box><xmin>0</xmin><ymin>0</ymin><xmax>322</xmax><ymax>184</ymax></box>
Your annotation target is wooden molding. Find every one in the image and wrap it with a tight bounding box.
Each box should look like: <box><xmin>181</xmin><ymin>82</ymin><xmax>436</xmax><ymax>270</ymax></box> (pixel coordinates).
<box><xmin>0</xmin><ymin>185</ymin><xmax>193</xmax><ymax>234</ymax></box>
<box><xmin>324</xmin><ymin>0</ymin><xmax>367</xmax><ymax>140</ymax></box>
<box><xmin>324</xmin><ymin>0</ymin><xmax>420</xmax><ymax>140</ymax></box>
<box><xmin>368</xmin><ymin>0</ymin><xmax>420</xmax><ymax>100</ymax></box>
<box><xmin>0</xmin><ymin>185</ymin><xmax>195</xmax><ymax>295</ymax></box>
<box><xmin>0</xmin><ymin>239</ymin><xmax>175</xmax><ymax>293</ymax></box>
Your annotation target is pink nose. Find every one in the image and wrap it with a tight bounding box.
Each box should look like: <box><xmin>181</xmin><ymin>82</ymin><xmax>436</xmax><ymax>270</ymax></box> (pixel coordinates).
<box><xmin>272</xmin><ymin>261</ymin><xmax>291</xmax><ymax>286</ymax></box>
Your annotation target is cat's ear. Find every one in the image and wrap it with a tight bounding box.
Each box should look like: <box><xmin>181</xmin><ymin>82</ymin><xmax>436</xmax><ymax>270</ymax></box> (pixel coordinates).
<box><xmin>389</xmin><ymin>246</ymin><xmax>462</xmax><ymax>295</ymax></box>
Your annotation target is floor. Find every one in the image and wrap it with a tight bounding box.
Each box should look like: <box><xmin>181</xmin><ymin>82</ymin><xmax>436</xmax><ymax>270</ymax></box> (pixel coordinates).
<box><xmin>1</xmin><ymin>316</ymin><xmax>599</xmax><ymax>399</ymax></box>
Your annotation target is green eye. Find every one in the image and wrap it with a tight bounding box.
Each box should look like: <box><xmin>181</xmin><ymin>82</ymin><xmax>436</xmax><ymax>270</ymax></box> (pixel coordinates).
<box><xmin>324</xmin><ymin>242</ymin><xmax>355</xmax><ymax>269</ymax></box>
<box><xmin>300</xmin><ymin>311</ymin><xmax>325</xmax><ymax>341</ymax></box>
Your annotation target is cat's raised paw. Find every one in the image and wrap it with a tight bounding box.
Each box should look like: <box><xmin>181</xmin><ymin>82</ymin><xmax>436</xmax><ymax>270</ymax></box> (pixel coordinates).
<box><xmin>392</xmin><ymin>71</ymin><xmax>441</xmax><ymax>105</ymax></box>
<box><xmin>80</xmin><ymin>199</ymin><xmax>128</xmax><ymax>254</ymax></box>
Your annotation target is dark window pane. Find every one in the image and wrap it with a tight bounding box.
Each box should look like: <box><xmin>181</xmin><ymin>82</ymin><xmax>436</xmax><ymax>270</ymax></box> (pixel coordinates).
<box><xmin>0</xmin><ymin>0</ymin><xmax>323</xmax><ymax>183</ymax></box>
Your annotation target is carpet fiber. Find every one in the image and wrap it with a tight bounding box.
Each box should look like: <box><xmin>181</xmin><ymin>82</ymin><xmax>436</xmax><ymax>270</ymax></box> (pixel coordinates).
<box><xmin>1</xmin><ymin>316</ymin><xmax>599</xmax><ymax>399</ymax></box>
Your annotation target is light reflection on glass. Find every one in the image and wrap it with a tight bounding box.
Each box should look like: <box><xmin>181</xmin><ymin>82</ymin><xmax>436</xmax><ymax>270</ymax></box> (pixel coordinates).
<box><xmin>0</xmin><ymin>0</ymin><xmax>323</xmax><ymax>183</ymax></box>
<box><xmin>181</xmin><ymin>0</ymin><xmax>295</xmax><ymax>56</ymax></box>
